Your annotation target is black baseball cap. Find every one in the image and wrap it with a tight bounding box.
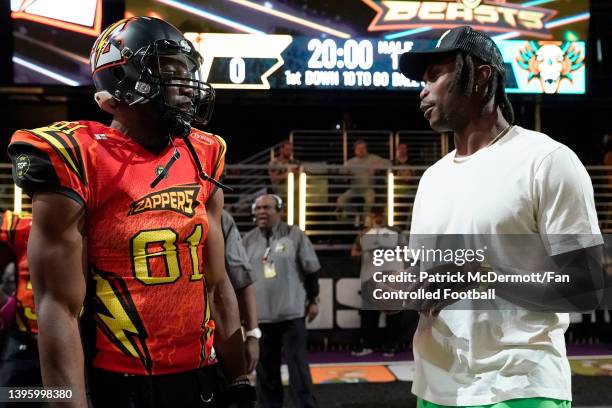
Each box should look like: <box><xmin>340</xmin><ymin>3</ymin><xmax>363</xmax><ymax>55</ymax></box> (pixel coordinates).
<box><xmin>399</xmin><ymin>26</ymin><xmax>506</xmax><ymax>81</ymax></box>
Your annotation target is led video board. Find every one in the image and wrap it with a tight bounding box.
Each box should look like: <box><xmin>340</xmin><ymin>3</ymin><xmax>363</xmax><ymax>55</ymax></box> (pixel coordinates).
<box><xmin>11</xmin><ymin>0</ymin><xmax>102</xmax><ymax>34</ymax></box>
<box><xmin>11</xmin><ymin>0</ymin><xmax>103</xmax><ymax>85</ymax></box>
<box><xmin>128</xmin><ymin>0</ymin><xmax>590</xmax><ymax>94</ymax></box>
<box><xmin>186</xmin><ymin>34</ymin><xmax>585</xmax><ymax>94</ymax></box>
<box><xmin>12</xmin><ymin>0</ymin><xmax>589</xmax><ymax>94</ymax></box>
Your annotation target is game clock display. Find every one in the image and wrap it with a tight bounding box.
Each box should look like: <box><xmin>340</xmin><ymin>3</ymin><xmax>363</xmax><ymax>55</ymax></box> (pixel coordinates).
<box><xmin>189</xmin><ymin>33</ymin><xmax>586</xmax><ymax>94</ymax></box>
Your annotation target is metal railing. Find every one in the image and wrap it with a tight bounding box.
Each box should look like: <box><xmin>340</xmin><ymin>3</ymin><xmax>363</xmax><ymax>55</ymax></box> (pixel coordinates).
<box><xmin>240</xmin><ymin>129</ymin><xmax>444</xmax><ymax>173</ymax></box>
<box><xmin>4</xmin><ymin>163</ymin><xmax>612</xmax><ymax>249</ymax></box>
<box><xmin>239</xmin><ymin>141</ymin><xmax>285</xmax><ymax>165</ymax></box>
<box><xmin>222</xmin><ymin>164</ymin><xmax>612</xmax><ymax>249</ymax></box>
<box><xmin>395</xmin><ymin>130</ymin><xmax>448</xmax><ymax>165</ymax></box>
<box><xmin>223</xmin><ymin>164</ymin><xmax>281</xmax><ymax>232</ymax></box>
<box><xmin>289</xmin><ymin>130</ymin><xmax>395</xmax><ymax>164</ymax></box>
<box><xmin>222</xmin><ymin>163</ymin><xmax>423</xmax><ymax>247</ymax></box>
<box><xmin>589</xmin><ymin>166</ymin><xmax>612</xmax><ymax>232</ymax></box>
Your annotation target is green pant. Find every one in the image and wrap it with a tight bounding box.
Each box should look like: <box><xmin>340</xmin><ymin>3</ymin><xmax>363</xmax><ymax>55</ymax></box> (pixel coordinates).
<box><xmin>417</xmin><ymin>397</ymin><xmax>571</xmax><ymax>408</ymax></box>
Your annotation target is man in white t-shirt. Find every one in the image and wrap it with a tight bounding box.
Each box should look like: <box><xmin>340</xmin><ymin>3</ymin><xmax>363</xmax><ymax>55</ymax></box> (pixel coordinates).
<box><xmin>398</xmin><ymin>26</ymin><xmax>603</xmax><ymax>408</ymax></box>
<box><xmin>351</xmin><ymin>207</ymin><xmax>408</xmax><ymax>357</ymax></box>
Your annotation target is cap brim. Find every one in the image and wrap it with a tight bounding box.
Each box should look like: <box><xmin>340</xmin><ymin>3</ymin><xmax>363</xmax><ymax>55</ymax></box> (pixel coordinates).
<box><xmin>399</xmin><ymin>48</ymin><xmax>459</xmax><ymax>81</ymax></box>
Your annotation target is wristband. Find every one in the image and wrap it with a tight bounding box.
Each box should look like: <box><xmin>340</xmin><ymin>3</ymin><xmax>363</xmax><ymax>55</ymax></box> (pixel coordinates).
<box><xmin>245</xmin><ymin>327</ymin><xmax>262</xmax><ymax>339</ymax></box>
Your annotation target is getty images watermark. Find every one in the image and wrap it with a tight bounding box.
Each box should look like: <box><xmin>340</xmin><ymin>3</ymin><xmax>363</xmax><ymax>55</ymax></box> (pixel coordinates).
<box><xmin>359</xmin><ymin>234</ymin><xmax>609</xmax><ymax>312</ymax></box>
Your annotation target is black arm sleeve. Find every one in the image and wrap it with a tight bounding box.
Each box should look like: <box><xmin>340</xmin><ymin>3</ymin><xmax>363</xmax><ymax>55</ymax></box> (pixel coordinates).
<box><xmin>304</xmin><ymin>270</ymin><xmax>320</xmax><ymax>302</ymax></box>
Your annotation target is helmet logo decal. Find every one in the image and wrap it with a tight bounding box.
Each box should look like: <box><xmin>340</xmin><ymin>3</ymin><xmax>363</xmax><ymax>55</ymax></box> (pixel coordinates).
<box><xmin>91</xmin><ymin>19</ymin><xmax>129</xmax><ymax>73</ymax></box>
<box><xmin>180</xmin><ymin>39</ymin><xmax>192</xmax><ymax>53</ymax></box>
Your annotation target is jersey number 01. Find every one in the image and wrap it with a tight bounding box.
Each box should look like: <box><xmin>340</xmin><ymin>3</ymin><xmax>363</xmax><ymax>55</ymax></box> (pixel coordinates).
<box><xmin>130</xmin><ymin>224</ymin><xmax>203</xmax><ymax>285</ymax></box>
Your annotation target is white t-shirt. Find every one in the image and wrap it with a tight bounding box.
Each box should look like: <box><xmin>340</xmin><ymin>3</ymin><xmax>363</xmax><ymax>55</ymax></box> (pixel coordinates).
<box><xmin>409</xmin><ymin>126</ymin><xmax>602</xmax><ymax>406</ymax></box>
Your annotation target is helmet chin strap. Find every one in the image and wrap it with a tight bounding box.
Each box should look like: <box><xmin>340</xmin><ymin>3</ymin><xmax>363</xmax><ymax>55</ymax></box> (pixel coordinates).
<box><xmin>149</xmin><ymin>113</ymin><xmax>232</xmax><ymax>192</ymax></box>
<box><xmin>162</xmin><ymin>111</ymin><xmax>191</xmax><ymax>138</ymax></box>
<box><xmin>149</xmin><ymin>109</ymin><xmax>188</xmax><ymax>188</ymax></box>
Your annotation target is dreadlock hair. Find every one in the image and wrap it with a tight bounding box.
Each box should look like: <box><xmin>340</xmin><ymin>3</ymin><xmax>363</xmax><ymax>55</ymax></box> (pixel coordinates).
<box><xmin>448</xmin><ymin>52</ymin><xmax>515</xmax><ymax>124</ymax></box>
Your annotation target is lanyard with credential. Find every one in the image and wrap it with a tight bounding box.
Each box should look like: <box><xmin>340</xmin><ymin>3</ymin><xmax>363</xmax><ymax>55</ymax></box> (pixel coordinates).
<box><xmin>262</xmin><ymin>235</ymin><xmax>277</xmax><ymax>279</ymax></box>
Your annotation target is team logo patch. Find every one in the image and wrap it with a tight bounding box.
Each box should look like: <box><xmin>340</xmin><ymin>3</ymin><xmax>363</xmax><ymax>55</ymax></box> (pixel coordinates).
<box><xmin>15</xmin><ymin>155</ymin><xmax>30</xmax><ymax>179</ymax></box>
<box><xmin>128</xmin><ymin>184</ymin><xmax>201</xmax><ymax>218</ymax></box>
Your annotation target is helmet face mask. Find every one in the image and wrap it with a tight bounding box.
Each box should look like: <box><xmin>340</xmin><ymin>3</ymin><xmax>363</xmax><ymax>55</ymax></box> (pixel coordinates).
<box><xmin>137</xmin><ymin>39</ymin><xmax>215</xmax><ymax>127</ymax></box>
<box><xmin>91</xmin><ymin>17</ymin><xmax>215</xmax><ymax>134</ymax></box>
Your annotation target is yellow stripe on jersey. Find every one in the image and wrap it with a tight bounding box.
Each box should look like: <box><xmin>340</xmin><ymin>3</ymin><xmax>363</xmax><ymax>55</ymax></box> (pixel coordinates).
<box><xmin>94</xmin><ymin>274</ymin><xmax>142</xmax><ymax>359</ymax></box>
<box><xmin>92</xmin><ymin>269</ymin><xmax>152</xmax><ymax>372</ymax></box>
<box><xmin>29</xmin><ymin>126</ymin><xmax>87</xmax><ymax>185</ymax></box>
<box><xmin>211</xmin><ymin>134</ymin><xmax>227</xmax><ymax>179</ymax></box>
<box><xmin>3</xmin><ymin>210</ymin><xmax>14</xmax><ymax>243</ymax></box>
<box><xmin>15</xmin><ymin>313</ymin><xmax>27</xmax><ymax>332</ymax></box>
<box><xmin>200</xmin><ymin>285</ymin><xmax>213</xmax><ymax>365</ymax></box>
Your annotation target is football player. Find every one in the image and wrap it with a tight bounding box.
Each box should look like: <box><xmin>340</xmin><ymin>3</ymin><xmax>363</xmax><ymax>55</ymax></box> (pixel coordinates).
<box><xmin>0</xmin><ymin>210</ymin><xmax>43</xmax><ymax>408</ymax></box>
<box><xmin>8</xmin><ymin>17</ymin><xmax>253</xmax><ymax>407</ymax></box>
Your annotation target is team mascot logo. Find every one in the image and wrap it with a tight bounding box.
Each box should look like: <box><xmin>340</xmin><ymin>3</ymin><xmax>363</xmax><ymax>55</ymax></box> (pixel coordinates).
<box><xmin>90</xmin><ymin>19</ymin><xmax>129</xmax><ymax>73</ymax></box>
<box><xmin>516</xmin><ymin>41</ymin><xmax>585</xmax><ymax>94</ymax></box>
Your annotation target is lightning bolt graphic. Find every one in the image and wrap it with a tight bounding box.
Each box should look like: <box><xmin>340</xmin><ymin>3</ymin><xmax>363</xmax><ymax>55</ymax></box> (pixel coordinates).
<box><xmin>93</xmin><ymin>270</ymin><xmax>151</xmax><ymax>372</ymax></box>
<box><xmin>92</xmin><ymin>19</ymin><xmax>127</xmax><ymax>67</ymax></box>
<box><xmin>95</xmin><ymin>276</ymin><xmax>140</xmax><ymax>357</ymax></box>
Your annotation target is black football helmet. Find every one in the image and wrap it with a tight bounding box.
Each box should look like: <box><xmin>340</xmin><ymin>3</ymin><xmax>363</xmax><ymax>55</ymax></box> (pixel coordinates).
<box><xmin>90</xmin><ymin>16</ymin><xmax>215</xmax><ymax>136</ymax></box>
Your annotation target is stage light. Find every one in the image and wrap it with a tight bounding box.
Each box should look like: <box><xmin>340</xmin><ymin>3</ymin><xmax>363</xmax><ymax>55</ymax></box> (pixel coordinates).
<box><xmin>155</xmin><ymin>0</ymin><xmax>265</xmax><ymax>34</ymax></box>
<box><xmin>299</xmin><ymin>171</ymin><xmax>307</xmax><ymax>231</ymax></box>
<box><xmin>14</xmin><ymin>185</ymin><xmax>22</xmax><ymax>214</ymax></box>
<box><xmin>287</xmin><ymin>171</ymin><xmax>295</xmax><ymax>226</ymax></box>
<box><xmin>387</xmin><ymin>171</ymin><xmax>394</xmax><ymax>227</ymax></box>
<box><xmin>227</xmin><ymin>0</ymin><xmax>351</xmax><ymax>39</ymax></box>
<box><xmin>385</xmin><ymin>26</ymin><xmax>432</xmax><ymax>40</ymax></box>
<box><xmin>13</xmin><ymin>56</ymin><xmax>80</xmax><ymax>86</ymax></box>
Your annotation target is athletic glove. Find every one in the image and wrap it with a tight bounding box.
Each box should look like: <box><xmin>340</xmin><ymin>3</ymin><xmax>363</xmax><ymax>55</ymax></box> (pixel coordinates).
<box><xmin>217</xmin><ymin>378</ymin><xmax>256</xmax><ymax>408</ymax></box>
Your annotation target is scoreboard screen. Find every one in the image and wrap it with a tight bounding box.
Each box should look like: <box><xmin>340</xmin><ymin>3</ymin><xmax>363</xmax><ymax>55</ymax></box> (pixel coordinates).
<box><xmin>188</xmin><ymin>34</ymin><xmax>586</xmax><ymax>94</ymax></box>
<box><xmin>127</xmin><ymin>0</ymin><xmax>591</xmax><ymax>95</ymax></box>
<box><xmin>12</xmin><ymin>0</ymin><xmax>590</xmax><ymax>94</ymax></box>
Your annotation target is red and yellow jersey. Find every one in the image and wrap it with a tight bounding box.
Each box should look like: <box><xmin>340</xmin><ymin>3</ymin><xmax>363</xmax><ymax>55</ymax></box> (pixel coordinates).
<box><xmin>8</xmin><ymin>121</ymin><xmax>226</xmax><ymax>375</ymax></box>
<box><xmin>0</xmin><ymin>210</ymin><xmax>36</xmax><ymax>334</ymax></box>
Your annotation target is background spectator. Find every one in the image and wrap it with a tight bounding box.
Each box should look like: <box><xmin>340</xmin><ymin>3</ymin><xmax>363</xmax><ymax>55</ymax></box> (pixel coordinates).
<box><xmin>243</xmin><ymin>194</ymin><xmax>320</xmax><ymax>408</ymax></box>
<box><xmin>351</xmin><ymin>207</ymin><xmax>407</xmax><ymax>357</ymax></box>
<box><xmin>392</xmin><ymin>143</ymin><xmax>415</xmax><ymax>228</ymax></box>
<box><xmin>269</xmin><ymin>140</ymin><xmax>300</xmax><ymax>203</ymax></box>
<box><xmin>336</xmin><ymin>140</ymin><xmax>389</xmax><ymax>222</ymax></box>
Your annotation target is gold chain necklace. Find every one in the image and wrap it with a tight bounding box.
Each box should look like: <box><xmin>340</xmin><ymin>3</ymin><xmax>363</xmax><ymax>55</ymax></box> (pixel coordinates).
<box><xmin>487</xmin><ymin>124</ymin><xmax>513</xmax><ymax>147</ymax></box>
<box><xmin>453</xmin><ymin>125</ymin><xmax>513</xmax><ymax>163</ymax></box>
